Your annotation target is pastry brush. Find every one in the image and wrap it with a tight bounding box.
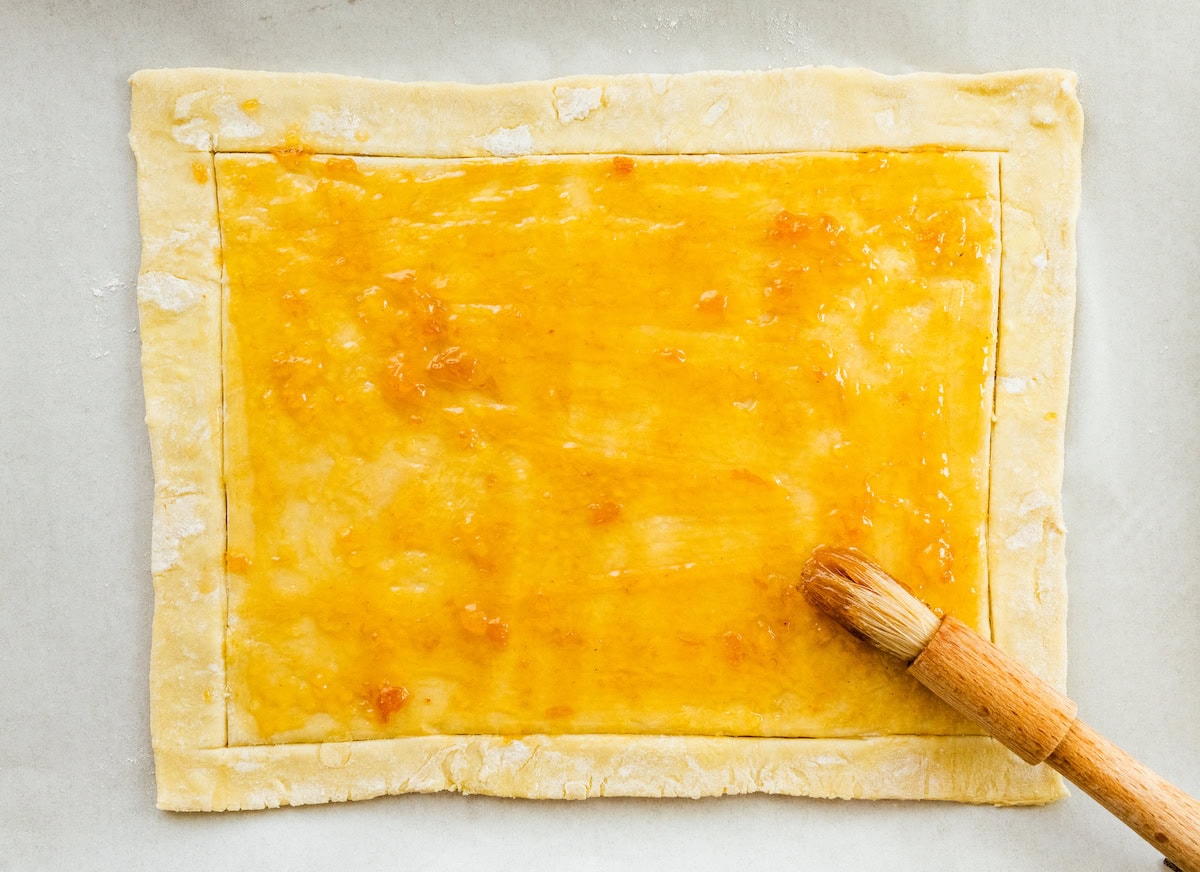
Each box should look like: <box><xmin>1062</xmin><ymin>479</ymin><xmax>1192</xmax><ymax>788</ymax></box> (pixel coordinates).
<box><xmin>800</xmin><ymin>546</ymin><xmax>1200</xmax><ymax>872</ymax></box>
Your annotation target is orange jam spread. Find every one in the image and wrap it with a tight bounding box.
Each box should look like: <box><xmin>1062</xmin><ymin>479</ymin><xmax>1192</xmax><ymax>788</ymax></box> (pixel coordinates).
<box><xmin>216</xmin><ymin>149</ymin><xmax>1000</xmax><ymax>744</ymax></box>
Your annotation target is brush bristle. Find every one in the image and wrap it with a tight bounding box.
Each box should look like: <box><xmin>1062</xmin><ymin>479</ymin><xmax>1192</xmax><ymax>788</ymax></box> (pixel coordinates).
<box><xmin>800</xmin><ymin>546</ymin><xmax>941</xmax><ymax>662</ymax></box>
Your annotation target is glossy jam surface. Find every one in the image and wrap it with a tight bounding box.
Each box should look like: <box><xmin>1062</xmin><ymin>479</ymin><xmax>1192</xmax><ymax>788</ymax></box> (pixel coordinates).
<box><xmin>217</xmin><ymin>150</ymin><xmax>1000</xmax><ymax>744</ymax></box>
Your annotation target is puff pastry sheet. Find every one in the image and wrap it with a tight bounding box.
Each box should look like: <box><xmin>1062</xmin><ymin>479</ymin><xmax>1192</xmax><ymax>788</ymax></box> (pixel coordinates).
<box><xmin>130</xmin><ymin>66</ymin><xmax>1082</xmax><ymax>810</ymax></box>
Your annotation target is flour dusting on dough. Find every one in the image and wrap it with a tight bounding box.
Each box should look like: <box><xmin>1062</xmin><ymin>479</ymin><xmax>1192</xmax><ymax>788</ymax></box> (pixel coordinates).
<box><xmin>306</xmin><ymin>107</ymin><xmax>361</xmax><ymax>140</ymax></box>
<box><xmin>173</xmin><ymin>91</ymin><xmax>204</xmax><ymax>120</ymax></box>
<box><xmin>702</xmin><ymin>98</ymin><xmax>730</xmax><ymax>127</ymax></box>
<box><xmin>476</xmin><ymin>740</ymin><xmax>534</xmax><ymax>783</ymax></box>
<box><xmin>480</xmin><ymin>125</ymin><xmax>534</xmax><ymax>157</ymax></box>
<box><xmin>142</xmin><ymin>224</ymin><xmax>221</xmax><ymax>261</ymax></box>
<box><xmin>171</xmin><ymin>117</ymin><xmax>212</xmax><ymax>150</ymax></box>
<box><xmin>1018</xmin><ymin>489</ymin><xmax>1052</xmax><ymax>514</ymax></box>
<box><xmin>214</xmin><ymin>95</ymin><xmax>264</xmax><ymax>140</ymax></box>
<box><xmin>554</xmin><ymin>86</ymin><xmax>603</xmax><ymax>123</ymax></box>
<box><xmin>152</xmin><ymin>493</ymin><xmax>206</xmax><ymax>573</ymax></box>
<box><xmin>1006</xmin><ymin>521</ymin><xmax>1044</xmax><ymax>550</ymax></box>
<box><xmin>1031</xmin><ymin>104</ymin><xmax>1058</xmax><ymax>127</ymax></box>
<box><xmin>811</xmin><ymin>119</ymin><xmax>833</xmax><ymax>149</ymax></box>
<box><xmin>318</xmin><ymin>742</ymin><xmax>353</xmax><ymax>768</ymax></box>
<box><xmin>139</xmin><ymin>272</ymin><xmax>206</xmax><ymax>312</ymax></box>
<box><xmin>800</xmin><ymin>753</ymin><xmax>849</xmax><ymax>769</ymax></box>
<box><xmin>999</xmin><ymin>375</ymin><xmax>1032</xmax><ymax>394</ymax></box>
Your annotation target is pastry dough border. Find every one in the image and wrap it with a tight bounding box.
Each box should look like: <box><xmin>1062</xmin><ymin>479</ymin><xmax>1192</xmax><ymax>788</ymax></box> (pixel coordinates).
<box><xmin>130</xmin><ymin>66</ymin><xmax>1082</xmax><ymax>811</ymax></box>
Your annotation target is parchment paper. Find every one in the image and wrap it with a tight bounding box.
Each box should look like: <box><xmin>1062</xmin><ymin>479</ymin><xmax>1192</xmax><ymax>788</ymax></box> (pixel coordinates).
<box><xmin>2</xmin><ymin>1</ymin><xmax>1197</xmax><ymax>869</ymax></box>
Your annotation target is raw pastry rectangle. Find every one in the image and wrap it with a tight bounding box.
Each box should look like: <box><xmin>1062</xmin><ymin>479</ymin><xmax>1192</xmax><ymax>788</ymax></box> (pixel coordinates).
<box><xmin>130</xmin><ymin>66</ymin><xmax>1082</xmax><ymax>811</ymax></box>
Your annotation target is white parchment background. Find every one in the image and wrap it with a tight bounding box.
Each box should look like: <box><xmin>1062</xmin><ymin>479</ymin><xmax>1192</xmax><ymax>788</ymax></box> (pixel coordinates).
<box><xmin>1</xmin><ymin>1</ymin><xmax>1197</xmax><ymax>869</ymax></box>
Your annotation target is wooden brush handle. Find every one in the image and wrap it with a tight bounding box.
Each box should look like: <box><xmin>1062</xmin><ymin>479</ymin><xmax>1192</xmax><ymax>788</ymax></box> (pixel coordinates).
<box><xmin>910</xmin><ymin>616</ymin><xmax>1078</xmax><ymax>765</ymax></box>
<box><xmin>1049</xmin><ymin>720</ymin><xmax>1200</xmax><ymax>872</ymax></box>
<box><xmin>910</xmin><ymin>617</ymin><xmax>1200</xmax><ymax>872</ymax></box>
